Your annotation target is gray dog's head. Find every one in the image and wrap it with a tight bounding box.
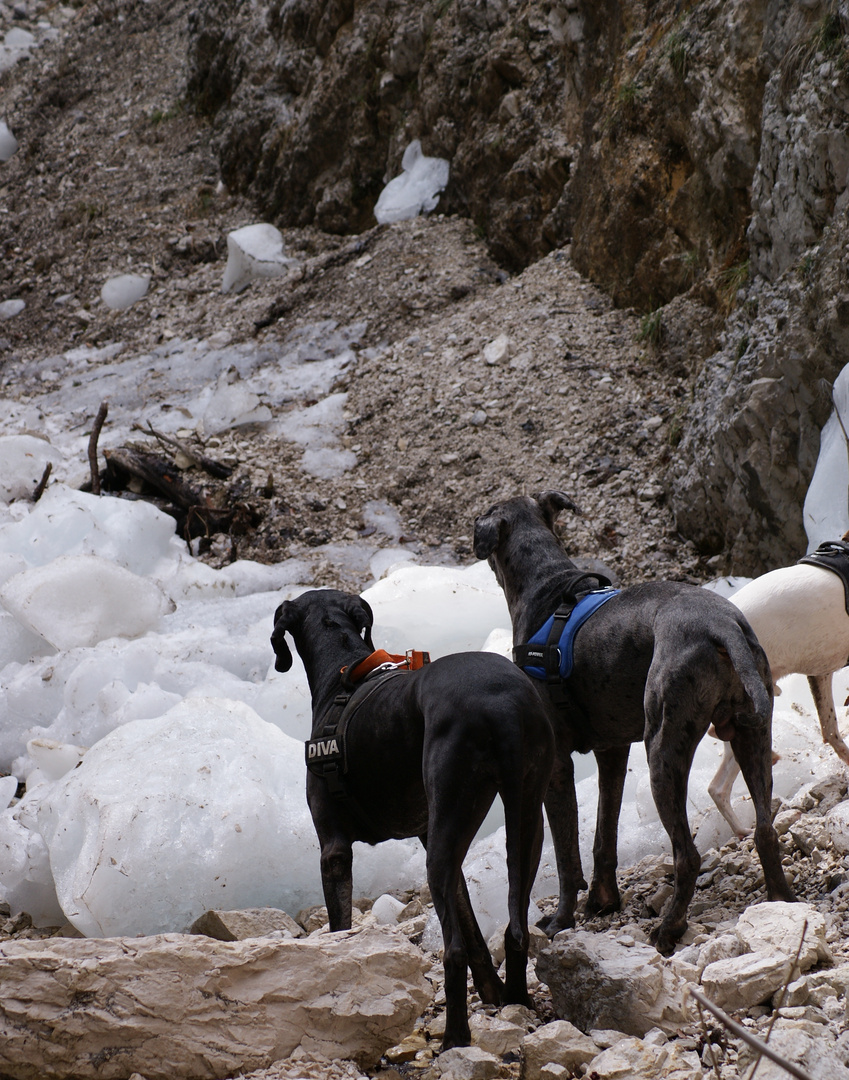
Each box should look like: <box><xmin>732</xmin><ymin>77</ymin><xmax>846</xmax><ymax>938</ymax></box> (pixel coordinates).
<box><xmin>473</xmin><ymin>490</ymin><xmax>581</xmax><ymax>563</ymax></box>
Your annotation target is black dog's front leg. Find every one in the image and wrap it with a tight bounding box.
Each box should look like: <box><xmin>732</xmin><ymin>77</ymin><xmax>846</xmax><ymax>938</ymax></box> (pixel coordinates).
<box><xmin>538</xmin><ymin>751</ymin><xmax>586</xmax><ymax>936</ymax></box>
<box><xmin>586</xmin><ymin>745</ymin><xmax>630</xmax><ymax>917</ymax></box>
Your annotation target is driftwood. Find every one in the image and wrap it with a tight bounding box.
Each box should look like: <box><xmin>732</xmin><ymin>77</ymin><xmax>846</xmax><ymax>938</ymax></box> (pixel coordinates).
<box><xmin>134</xmin><ymin>422</ymin><xmax>234</xmax><ymax>480</ymax></box>
<box><xmin>102</xmin><ymin>447</ymin><xmax>259</xmax><ymax>542</ymax></box>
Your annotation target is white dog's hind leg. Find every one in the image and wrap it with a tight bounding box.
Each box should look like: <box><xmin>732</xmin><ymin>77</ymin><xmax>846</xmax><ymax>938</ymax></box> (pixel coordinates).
<box><xmin>708</xmin><ymin>741</ymin><xmax>749</xmax><ymax>837</ymax></box>
<box><xmin>809</xmin><ymin>673</ymin><xmax>849</xmax><ymax>766</ymax></box>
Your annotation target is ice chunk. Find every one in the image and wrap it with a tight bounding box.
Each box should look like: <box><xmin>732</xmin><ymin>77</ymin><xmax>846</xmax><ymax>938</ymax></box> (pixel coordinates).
<box><xmin>0</xmin><ymin>27</ymin><xmax>35</xmax><ymax>73</ymax></box>
<box><xmin>0</xmin><ymin>608</ymin><xmax>54</xmax><ymax>668</ymax></box>
<box><xmin>36</xmin><ymin>699</ymin><xmax>325</xmax><ymax>935</ymax></box>
<box><xmin>0</xmin><ymin>774</ymin><xmax>17</xmax><ymax>810</ymax></box>
<box><xmin>0</xmin><ymin>485</ymin><xmax>180</xmax><ymax>578</ymax></box>
<box><xmin>27</xmin><ymin>738</ymin><xmax>87</xmax><ymax>783</ymax></box>
<box><xmin>0</xmin><ymin>120</ymin><xmax>18</xmax><ymax>161</ymax></box>
<box><xmin>0</xmin><ymin>554</ymin><xmax>175</xmax><ymax>650</ymax></box>
<box><xmin>0</xmin><ymin>787</ymin><xmax>64</xmax><ymax>925</ymax></box>
<box><xmin>0</xmin><ymin>298</ymin><xmax>25</xmax><ymax>319</ymax></box>
<box><xmin>100</xmin><ymin>273</ymin><xmax>150</xmax><ymax>310</ymax></box>
<box><xmin>0</xmin><ymin>434</ymin><xmax>64</xmax><ymax>503</ymax></box>
<box><xmin>804</xmin><ymin>361</ymin><xmax>849</xmax><ymax>548</ymax></box>
<box><xmin>221</xmin><ymin>224</ymin><xmax>296</xmax><ymax>294</ymax></box>
<box><xmin>374</xmin><ymin>140</ymin><xmax>450</xmax><ymax>224</ymax></box>
<box><xmin>199</xmin><ymin>375</ymin><xmax>272</xmax><ymax>436</ymax></box>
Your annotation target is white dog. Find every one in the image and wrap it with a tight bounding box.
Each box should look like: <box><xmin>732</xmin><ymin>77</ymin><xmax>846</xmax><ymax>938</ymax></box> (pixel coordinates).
<box><xmin>709</xmin><ymin>546</ymin><xmax>849</xmax><ymax>836</ymax></box>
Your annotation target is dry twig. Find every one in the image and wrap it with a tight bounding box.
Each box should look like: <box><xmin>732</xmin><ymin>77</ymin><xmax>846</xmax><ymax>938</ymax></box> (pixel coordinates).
<box><xmin>32</xmin><ymin>462</ymin><xmax>52</xmax><ymax>502</ymax></box>
<box><xmin>88</xmin><ymin>401</ymin><xmax>109</xmax><ymax>495</ymax></box>
<box><xmin>686</xmin><ymin>987</ymin><xmax>815</xmax><ymax>1080</ymax></box>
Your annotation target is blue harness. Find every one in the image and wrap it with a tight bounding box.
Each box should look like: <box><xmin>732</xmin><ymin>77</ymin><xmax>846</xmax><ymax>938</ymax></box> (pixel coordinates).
<box><xmin>514</xmin><ymin>586</ymin><xmax>620</xmax><ymax>683</ymax></box>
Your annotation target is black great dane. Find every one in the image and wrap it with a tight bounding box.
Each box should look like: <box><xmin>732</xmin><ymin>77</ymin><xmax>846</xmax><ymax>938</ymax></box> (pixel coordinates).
<box><xmin>473</xmin><ymin>491</ymin><xmax>794</xmax><ymax>954</ymax></box>
<box><xmin>271</xmin><ymin>588</ymin><xmax>554</xmax><ymax>1050</ymax></box>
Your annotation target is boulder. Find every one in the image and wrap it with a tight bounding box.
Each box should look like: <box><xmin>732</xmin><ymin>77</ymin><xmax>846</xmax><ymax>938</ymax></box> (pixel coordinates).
<box><xmin>521</xmin><ymin>1019</ymin><xmax>599</xmax><ymax>1079</ymax></box>
<box><xmin>700</xmin><ymin>951</ymin><xmax>795</xmax><ymax>1013</ymax></box>
<box><xmin>584</xmin><ymin>1035</ymin><xmax>704</xmax><ymax>1079</ymax></box>
<box><xmin>0</xmin><ymin>926</ymin><xmax>431</xmax><ymax>1080</ymax></box>
<box><xmin>734</xmin><ymin>902</ymin><xmax>831</xmax><ymax>970</ymax></box>
<box><xmin>189</xmin><ymin>907</ymin><xmax>304</xmax><ymax>940</ymax></box>
<box><xmin>534</xmin><ymin>931</ymin><xmax>691</xmax><ymax>1037</ymax></box>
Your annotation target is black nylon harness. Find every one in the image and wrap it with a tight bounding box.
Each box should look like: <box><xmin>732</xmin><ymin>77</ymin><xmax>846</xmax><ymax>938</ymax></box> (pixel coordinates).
<box><xmin>798</xmin><ymin>539</ymin><xmax>849</xmax><ymax>615</ymax></box>
<box><xmin>305</xmin><ymin>667</ymin><xmax>409</xmax><ymax>830</ymax></box>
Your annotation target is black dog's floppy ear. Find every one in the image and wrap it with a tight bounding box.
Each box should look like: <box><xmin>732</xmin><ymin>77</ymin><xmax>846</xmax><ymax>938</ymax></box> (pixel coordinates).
<box><xmin>473</xmin><ymin>508</ymin><xmax>503</xmax><ymax>560</ymax></box>
<box><xmin>345</xmin><ymin>594</ymin><xmax>375</xmax><ymax>651</ymax></box>
<box><xmin>271</xmin><ymin>600</ymin><xmax>299</xmax><ymax>672</ymax></box>
<box><xmin>536</xmin><ymin>490</ymin><xmax>581</xmax><ymax>530</ymax></box>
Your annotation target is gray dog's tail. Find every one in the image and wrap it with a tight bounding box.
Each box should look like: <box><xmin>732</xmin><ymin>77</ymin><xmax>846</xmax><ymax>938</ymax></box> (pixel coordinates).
<box><xmin>714</xmin><ymin>623</ymin><xmax>772</xmax><ymax>722</ymax></box>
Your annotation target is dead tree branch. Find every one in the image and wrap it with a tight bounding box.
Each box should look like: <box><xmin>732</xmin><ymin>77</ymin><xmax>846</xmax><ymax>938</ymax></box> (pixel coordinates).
<box><xmin>88</xmin><ymin>401</ymin><xmax>109</xmax><ymax>495</ymax></box>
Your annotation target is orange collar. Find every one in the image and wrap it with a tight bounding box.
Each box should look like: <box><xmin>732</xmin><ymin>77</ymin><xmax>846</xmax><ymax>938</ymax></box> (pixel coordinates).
<box><xmin>343</xmin><ymin>649</ymin><xmax>430</xmax><ymax>684</ymax></box>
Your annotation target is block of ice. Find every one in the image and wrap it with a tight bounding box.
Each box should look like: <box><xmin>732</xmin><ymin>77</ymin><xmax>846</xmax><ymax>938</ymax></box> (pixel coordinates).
<box><xmin>36</xmin><ymin>699</ymin><xmax>323</xmax><ymax>936</ymax></box>
<box><xmin>0</xmin><ymin>774</ymin><xmax>17</xmax><ymax>810</ymax></box>
<box><xmin>0</xmin><ymin>554</ymin><xmax>175</xmax><ymax>650</ymax></box>
<box><xmin>0</xmin><ymin>120</ymin><xmax>17</xmax><ymax>161</ymax></box>
<box><xmin>374</xmin><ymin>140</ymin><xmax>450</xmax><ymax>225</ymax></box>
<box><xmin>221</xmin><ymin>224</ymin><xmax>296</xmax><ymax>294</ymax></box>
<box><xmin>100</xmin><ymin>273</ymin><xmax>150</xmax><ymax>311</ymax></box>
<box><xmin>0</xmin><ymin>298</ymin><xmax>24</xmax><ymax>319</ymax></box>
<box><xmin>0</xmin><ymin>787</ymin><xmax>64</xmax><ymax>925</ymax></box>
<box><xmin>0</xmin><ymin>434</ymin><xmax>64</xmax><ymax>503</ymax></box>
<box><xmin>199</xmin><ymin>375</ymin><xmax>272</xmax><ymax>436</ymax></box>
<box><xmin>804</xmin><ymin>361</ymin><xmax>849</xmax><ymax>548</ymax></box>
<box><xmin>0</xmin><ymin>485</ymin><xmax>181</xmax><ymax>578</ymax></box>
<box><xmin>0</xmin><ymin>608</ymin><xmax>54</xmax><ymax>669</ymax></box>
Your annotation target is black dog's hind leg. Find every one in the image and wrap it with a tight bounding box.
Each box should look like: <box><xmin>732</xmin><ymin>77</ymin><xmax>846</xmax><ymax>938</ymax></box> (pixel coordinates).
<box><xmin>318</xmin><ymin>836</ymin><xmax>354</xmax><ymax>930</ymax></box>
<box><xmin>538</xmin><ymin>751</ymin><xmax>586</xmax><ymax>936</ymax></box>
<box><xmin>643</xmin><ymin>708</ymin><xmax>702</xmax><ymax>956</ymax></box>
<box><xmin>730</xmin><ymin>727</ymin><xmax>795</xmax><ymax>904</ymax></box>
<box><xmin>585</xmin><ymin>745</ymin><xmax>629</xmax><ymax>917</ymax></box>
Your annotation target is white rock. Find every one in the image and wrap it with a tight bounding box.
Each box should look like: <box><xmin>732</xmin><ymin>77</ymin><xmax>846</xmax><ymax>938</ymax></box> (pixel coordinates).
<box><xmin>0</xmin><ymin>298</ymin><xmax>24</xmax><ymax>319</ymax></box>
<box><xmin>100</xmin><ymin>273</ymin><xmax>150</xmax><ymax>310</ymax></box>
<box><xmin>0</xmin><ymin>120</ymin><xmax>18</xmax><ymax>161</ymax></box>
<box><xmin>535</xmin><ymin>931</ymin><xmax>691</xmax><ymax>1037</ymax></box>
<box><xmin>221</xmin><ymin>223</ymin><xmax>295</xmax><ymax>294</ymax></box>
<box><xmin>0</xmin><ymin>554</ymin><xmax>175</xmax><ymax>650</ymax></box>
<box><xmin>483</xmin><ymin>334</ymin><xmax>511</xmax><ymax>365</ymax></box>
<box><xmin>735</xmin><ymin>901</ymin><xmax>830</xmax><ymax>970</ymax></box>
<box><xmin>374</xmin><ymin>140</ymin><xmax>450</xmax><ymax>224</ymax></box>
<box><xmin>372</xmin><ymin>892</ymin><xmax>406</xmax><ymax>924</ymax></box>
<box><xmin>586</xmin><ymin>1035</ymin><xmax>703</xmax><ymax>1079</ymax></box>
<box><xmin>35</xmin><ymin>699</ymin><xmax>323</xmax><ymax>936</ymax></box>
<box><xmin>700</xmin><ymin>951</ymin><xmax>795</xmax><ymax>1012</ymax></box>
<box><xmin>0</xmin><ymin>434</ymin><xmax>64</xmax><ymax>503</ymax></box>
<box><xmin>826</xmin><ymin>801</ymin><xmax>849</xmax><ymax>853</ymax></box>
<box><xmin>467</xmin><ymin>1013</ymin><xmax>525</xmax><ymax>1056</ymax></box>
<box><xmin>521</xmin><ymin>1019</ymin><xmax>600</xmax><ymax>1078</ymax></box>
<box><xmin>429</xmin><ymin>1045</ymin><xmax>504</xmax><ymax>1080</ymax></box>
<box><xmin>0</xmin><ymin>926</ymin><xmax>431</xmax><ymax>1078</ymax></box>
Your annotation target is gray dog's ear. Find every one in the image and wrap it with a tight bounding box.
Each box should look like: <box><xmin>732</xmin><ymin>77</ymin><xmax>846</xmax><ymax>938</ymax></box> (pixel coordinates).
<box><xmin>536</xmin><ymin>490</ymin><xmax>581</xmax><ymax>530</ymax></box>
<box><xmin>271</xmin><ymin>601</ymin><xmax>299</xmax><ymax>672</ymax></box>
<box><xmin>346</xmin><ymin>594</ymin><xmax>375</xmax><ymax>651</ymax></box>
<box><xmin>473</xmin><ymin>509</ymin><xmax>503</xmax><ymax>560</ymax></box>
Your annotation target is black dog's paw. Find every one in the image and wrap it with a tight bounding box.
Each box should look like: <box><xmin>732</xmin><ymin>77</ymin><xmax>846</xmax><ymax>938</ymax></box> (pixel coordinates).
<box><xmin>585</xmin><ymin>888</ymin><xmax>621</xmax><ymax>918</ymax></box>
<box><xmin>536</xmin><ymin>911</ymin><xmax>576</xmax><ymax>938</ymax></box>
<box><xmin>649</xmin><ymin>921</ymin><xmax>682</xmax><ymax>957</ymax></box>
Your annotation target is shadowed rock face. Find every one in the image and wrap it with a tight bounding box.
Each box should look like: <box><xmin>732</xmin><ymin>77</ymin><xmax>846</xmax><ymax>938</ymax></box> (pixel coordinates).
<box><xmin>185</xmin><ymin>0</ymin><xmax>849</xmax><ymax>574</ymax></box>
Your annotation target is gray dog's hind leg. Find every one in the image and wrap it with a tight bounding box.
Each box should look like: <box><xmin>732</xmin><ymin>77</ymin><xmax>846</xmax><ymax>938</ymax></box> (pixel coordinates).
<box><xmin>586</xmin><ymin>745</ymin><xmax>630</xmax><ymax>917</ymax></box>
<box><xmin>538</xmin><ymin>752</ymin><xmax>587</xmax><ymax>936</ymax></box>
<box><xmin>729</xmin><ymin>726</ymin><xmax>795</xmax><ymax>904</ymax></box>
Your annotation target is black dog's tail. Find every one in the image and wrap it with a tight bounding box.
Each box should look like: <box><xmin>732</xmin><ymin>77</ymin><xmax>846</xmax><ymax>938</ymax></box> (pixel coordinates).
<box><xmin>713</xmin><ymin>622</ymin><xmax>773</xmax><ymax>724</ymax></box>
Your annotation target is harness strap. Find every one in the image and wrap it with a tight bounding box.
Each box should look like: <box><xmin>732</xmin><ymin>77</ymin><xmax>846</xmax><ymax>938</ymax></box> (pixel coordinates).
<box><xmin>798</xmin><ymin>540</ymin><xmax>849</xmax><ymax>616</ymax></box>
<box><xmin>305</xmin><ymin>668</ymin><xmax>410</xmax><ymax>833</ymax></box>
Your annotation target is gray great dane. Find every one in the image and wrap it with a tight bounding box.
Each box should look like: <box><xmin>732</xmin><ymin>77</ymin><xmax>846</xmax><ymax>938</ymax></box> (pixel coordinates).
<box><xmin>473</xmin><ymin>491</ymin><xmax>794</xmax><ymax>954</ymax></box>
<box><xmin>271</xmin><ymin>588</ymin><xmax>554</xmax><ymax>1050</ymax></box>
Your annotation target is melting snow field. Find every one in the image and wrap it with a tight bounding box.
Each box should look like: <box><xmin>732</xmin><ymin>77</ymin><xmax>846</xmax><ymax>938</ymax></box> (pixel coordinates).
<box><xmin>0</xmin><ymin>328</ymin><xmax>846</xmax><ymax>940</ymax></box>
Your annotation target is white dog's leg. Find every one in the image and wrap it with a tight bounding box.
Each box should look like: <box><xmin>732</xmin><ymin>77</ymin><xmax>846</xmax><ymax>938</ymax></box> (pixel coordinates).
<box><xmin>708</xmin><ymin>741</ymin><xmax>749</xmax><ymax>837</ymax></box>
<box><xmin>808</xmin><ymin>673</ymin><xmax>849</xmax><ymax>766</ymax></box>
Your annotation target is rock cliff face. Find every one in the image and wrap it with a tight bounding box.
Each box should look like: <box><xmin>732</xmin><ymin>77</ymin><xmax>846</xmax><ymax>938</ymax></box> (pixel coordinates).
<box><xmin>186</xmin><ymin>0</ymin><xmax>849</xmax><ymax>573</ymax></box>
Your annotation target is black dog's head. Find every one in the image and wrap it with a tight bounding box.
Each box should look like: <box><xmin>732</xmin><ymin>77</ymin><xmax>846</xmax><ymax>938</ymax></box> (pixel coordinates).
<box><xmin>271</xmin><ymin>589</ymin><xmax>375</xmax><ymax>672</ymax></box>
<box><xmin>473</xmin><ymin>490</ymin><xmax>581</xmax><ymax>564</ymax></box>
